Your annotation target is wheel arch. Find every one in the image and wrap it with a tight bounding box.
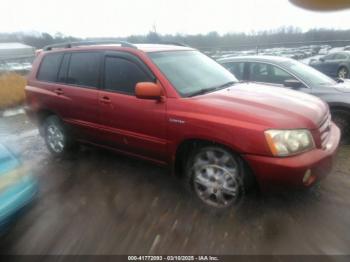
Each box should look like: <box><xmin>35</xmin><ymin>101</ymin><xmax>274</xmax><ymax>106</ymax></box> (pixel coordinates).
<box><xmin>173</xmin><ymin>138</ymin><xmax>255</xmax><ymax>182</ymax></box>
<box><xmin>173</xmin><ymin>138</ymin><xmax>259</xmax><ymax>195</ymax></box>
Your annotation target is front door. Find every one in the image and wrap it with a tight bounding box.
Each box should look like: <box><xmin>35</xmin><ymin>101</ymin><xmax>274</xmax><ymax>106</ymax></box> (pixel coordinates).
<box><xmin>98</xmin><ymin>52</ymin><xmax>168</xmax><ymax>163</ymax></box>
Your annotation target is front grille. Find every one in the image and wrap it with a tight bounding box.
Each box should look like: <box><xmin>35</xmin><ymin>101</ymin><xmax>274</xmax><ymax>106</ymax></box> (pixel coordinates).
<box><xmin>319</xmin><ymin>113</ymin><xmax>331</xmax><ymax>149</ymax></box>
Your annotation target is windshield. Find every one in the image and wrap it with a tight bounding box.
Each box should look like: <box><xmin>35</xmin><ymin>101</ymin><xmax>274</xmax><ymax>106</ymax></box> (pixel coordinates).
<box><xmin>284</xmin><ymin>60</ymin><xmax>336</xmax><ymax>87</ymax></box>
<box><xmin>149</xmin><ymin>50</ymin><xmax>238</xmax><ymax>97</ymax></box>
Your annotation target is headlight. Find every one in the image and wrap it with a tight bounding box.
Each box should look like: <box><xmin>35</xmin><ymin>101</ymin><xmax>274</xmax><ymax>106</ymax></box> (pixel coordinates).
<box><xmin>265</xmin><ymin>129</ymin><xmax>315</xmax><ymax>157</ymax></box>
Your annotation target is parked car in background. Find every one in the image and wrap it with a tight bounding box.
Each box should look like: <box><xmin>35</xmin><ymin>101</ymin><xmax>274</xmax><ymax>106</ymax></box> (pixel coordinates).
<box><xmin>218</xmin><ymin>55</ymin><xmax>350</xmax><ymax>143</ymax></box>
<box><xmin>0</xmin><ymin>144</ymin><xmax>37</xmax><ymax>234</ymax></box>
<box><xmin>309</xmin><ymin>51</ymin><xmax>350</xmax><ymax>79</ymax></box>
<box><xmin>26</xmin><ymin>41</ymin><xmax>340</xmax><ymax>209</ymax></box>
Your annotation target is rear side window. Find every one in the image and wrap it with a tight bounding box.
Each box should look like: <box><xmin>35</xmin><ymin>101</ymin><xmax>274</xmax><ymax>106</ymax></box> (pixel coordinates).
<box><xmin>104</xmin><ymin>57</ymin><xmax>151</xmax><ymax>95</ymax></box>
<box><xmin>37</xmin><ymin>53</ymin><xmax>63</xmax><ymax>82</ymax></box>
<box><xmin>67</xmin><ymin>52</ymin><xmax>100</xmax><ymax>88</ymax></box>
<box><xmin>249</xmin><ymin>63</ymin><xmax>269</xmax><ymax>82</ymax></box>
<box><xmin>223</xmin><ymin>62</ymin><xmax>245</xmax><ymax>80</ymax></box>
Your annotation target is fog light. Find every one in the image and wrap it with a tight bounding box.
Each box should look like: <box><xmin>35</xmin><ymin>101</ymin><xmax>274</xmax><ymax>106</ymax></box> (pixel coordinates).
<box><xmin>303</xmin><ymin>169</ymin><xmax>316</xmax><ymax>186</ymax></box>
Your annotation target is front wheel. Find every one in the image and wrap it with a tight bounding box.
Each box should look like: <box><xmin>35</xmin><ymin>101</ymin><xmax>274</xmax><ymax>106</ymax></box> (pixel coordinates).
<box><xmin>332</xmin><ymin>110</ymin><xmax>350</xmax><ymax>144</ymax></box>
<box><xmin>185</xmin><ymin>146</ymin><xmax>246</xmax><ymax>209</ymax></box>
<box><xmin>337</xmin><ymin>67</ymin><xmax>349</xmax><ymax>79</ymax></box>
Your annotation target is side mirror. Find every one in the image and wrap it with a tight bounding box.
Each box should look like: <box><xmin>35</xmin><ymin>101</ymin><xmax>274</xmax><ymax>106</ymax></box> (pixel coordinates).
<box><xmin>135</xmin><ymin>82</ymin><xmax>162</xmax><ymax>100</ymax></box>
<box><xmin>283</xmin><ymin>79</ymin><xmax>304</xmax><ymax>89</ymax></box>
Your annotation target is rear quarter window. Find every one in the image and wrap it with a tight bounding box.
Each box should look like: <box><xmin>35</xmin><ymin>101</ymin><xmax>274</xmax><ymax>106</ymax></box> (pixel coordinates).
<box><xmin>37</xmin><ymin>53</ymin><xmax>63</xmax><ymax>82</ymax></box>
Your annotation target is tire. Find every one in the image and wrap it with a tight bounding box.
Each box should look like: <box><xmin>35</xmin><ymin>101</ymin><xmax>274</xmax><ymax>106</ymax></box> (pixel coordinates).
<box><xmin>43</xmin><ymin>115</ymin><xmax>78</xmax><ymax>157</ymax></box>
<box><xmin>332</xmin><ymin>109</ymin><xmax>350</xmax><ymax>144</ymax></box>
<box><xmin>184</xmin><ymin>146</ymin><xmax>250</xmax><ymax>209</ymax></box>
<box><xmin>337</xmin><ymin>67</ymin><xmax>349</xmax><ymax>79</ymax></box>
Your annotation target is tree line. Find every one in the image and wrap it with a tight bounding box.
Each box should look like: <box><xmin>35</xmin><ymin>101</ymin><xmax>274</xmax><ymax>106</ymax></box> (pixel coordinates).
<box><xmin>1</xmin><ymin>27</ymin><xmax>350</xmax><ymax>50</ymax></box>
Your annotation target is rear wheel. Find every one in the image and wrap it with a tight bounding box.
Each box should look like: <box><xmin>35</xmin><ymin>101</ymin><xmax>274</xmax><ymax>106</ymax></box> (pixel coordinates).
<box><xmin>43</xmin><ymin>115</ymin><xmax>77</xmax><ymax>157</ymax></box>
<box><xmin>337</xmin><ymin>67</ymin><xmax>349</xmax><ymax>79</ymax></box>
<box><xmin>332</xmin><ymin>109</ymin><xmax>350</xmax><ymax>144</ymax></box>
<box><xmin>185</xmin><ymin>146</ymin><xmax>247</xmax><ymax>209</ymax></box>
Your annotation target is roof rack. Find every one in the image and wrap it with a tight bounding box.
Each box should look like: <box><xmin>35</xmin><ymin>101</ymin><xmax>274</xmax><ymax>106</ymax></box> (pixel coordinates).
<box><xmin>43</xmin><ymin>40</ymin><xmax>137</xmax><ymax>51</ymax></box>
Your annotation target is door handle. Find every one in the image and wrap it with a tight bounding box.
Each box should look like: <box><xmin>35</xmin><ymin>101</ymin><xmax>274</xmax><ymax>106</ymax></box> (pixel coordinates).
<box><xmin>54</xmin><ymin>88</ymin><xmax>64</xmax><ymax>95</ymax></box>
<box><xmin>100</xmin><ymin>96</ymin><xmax>111</xmax><ymax>104</ymax></box>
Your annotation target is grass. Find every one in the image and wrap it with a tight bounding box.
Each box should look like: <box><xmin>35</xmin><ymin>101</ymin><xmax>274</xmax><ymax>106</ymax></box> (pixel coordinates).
<box><xmin>0</xmin><ymin>73</ymin><xmax>26</xmax><ymax>110</ymax></box>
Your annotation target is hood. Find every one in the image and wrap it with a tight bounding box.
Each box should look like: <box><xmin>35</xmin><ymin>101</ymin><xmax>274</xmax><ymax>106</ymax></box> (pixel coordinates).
<box><xmin>192</xmin><ymin>83</ymin><xmax>328</xmax><ymax>130</ymax></box>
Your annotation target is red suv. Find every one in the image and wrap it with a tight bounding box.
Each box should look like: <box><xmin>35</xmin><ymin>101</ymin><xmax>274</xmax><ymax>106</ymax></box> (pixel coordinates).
<box><xmin>25</xmin><ymin>41</ymin><xmax>341</xmax><ymax>208</ymax></box>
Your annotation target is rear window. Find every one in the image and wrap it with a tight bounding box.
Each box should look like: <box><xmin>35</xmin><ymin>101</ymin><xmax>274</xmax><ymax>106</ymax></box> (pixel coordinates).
<box><xmin>37</xmin><ymin>53</ymin><xmax>63</xmax><ymax>82</ymax></box>
<box><xmin>67</xmin><ymin>52</ymin><xmax>100</xmax><ymax>88</ymax></box>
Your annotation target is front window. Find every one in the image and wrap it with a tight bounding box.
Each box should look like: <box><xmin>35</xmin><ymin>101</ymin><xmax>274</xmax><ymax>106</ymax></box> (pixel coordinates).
<box><xmin>104</xmin><ymin>56</ymin><xmax>152</xmax><ymax>95</ymax></box>
<box><xmin>249</xmin><ymin>62</ymin><xmax>295</xmax><ymax>85</ymax></box>
<box><xmin>149</xmin><ymin>51</ymin><xmax>237</xmax><ymax>97</ymax></box>
<box><xmin>285</xmin><ymin>60</ymin><xmax>336</xmax><ymax>86</ymax></box>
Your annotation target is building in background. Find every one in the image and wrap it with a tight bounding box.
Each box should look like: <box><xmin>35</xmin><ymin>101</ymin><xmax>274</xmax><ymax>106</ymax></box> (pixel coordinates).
<box><xmin>0</xmin><ymin>43</ymin><xmax>35</xmax><ymax>74</ymax></box>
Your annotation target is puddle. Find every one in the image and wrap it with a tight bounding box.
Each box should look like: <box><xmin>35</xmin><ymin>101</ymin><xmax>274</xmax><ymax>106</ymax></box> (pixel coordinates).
<box><xmin>1</xmin><ymin>107</ymin><xmax>25</xmax><ymax>117</ymax></box>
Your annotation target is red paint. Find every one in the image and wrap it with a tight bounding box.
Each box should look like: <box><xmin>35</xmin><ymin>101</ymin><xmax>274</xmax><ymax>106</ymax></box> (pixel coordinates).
<box><xmin>25</xmin><ymin>44</ymin><xmax>341</xmax><ymax>191</ymax></box>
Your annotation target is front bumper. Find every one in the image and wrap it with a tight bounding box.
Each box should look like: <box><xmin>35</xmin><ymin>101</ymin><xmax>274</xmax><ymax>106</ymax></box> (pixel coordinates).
<box><xmin>243</xmin><ymin>124</ymin><xmax>341</xmax><ymax>192</ymax></box>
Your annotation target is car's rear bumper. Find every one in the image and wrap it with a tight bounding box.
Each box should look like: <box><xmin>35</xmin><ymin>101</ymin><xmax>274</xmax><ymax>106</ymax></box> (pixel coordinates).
<box><xmin>243</xmin><ymin>124</ymin><xmax>341</xmax><ymax>192</ymax></box>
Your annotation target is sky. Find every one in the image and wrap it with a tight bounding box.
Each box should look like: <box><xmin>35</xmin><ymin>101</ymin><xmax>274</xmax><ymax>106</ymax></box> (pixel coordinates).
<box><xmin>1</xmin><ymin>0</ymin><xmax>350</xmax><ymax>38</ymax></box>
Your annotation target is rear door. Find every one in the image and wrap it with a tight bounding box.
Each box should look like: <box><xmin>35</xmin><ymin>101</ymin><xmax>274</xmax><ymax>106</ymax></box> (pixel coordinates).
<box><xmin>317</xmin><ymin>54</ymin><xmax>336</xmax><ymax>75</ymax></box>
<box><xmin>98</xmin><ymin>52</ymin><xmax>168</xmax><ymax>162</ymax></box>
<box><xmin>48</xmin><ymin>51</ymin><xmax>102</xmax><ymax>140</ymax></box>
<box><xmin>332</xmin><ymin>53</ymin><xmax>349</xmax><ymax>76</ymax></box>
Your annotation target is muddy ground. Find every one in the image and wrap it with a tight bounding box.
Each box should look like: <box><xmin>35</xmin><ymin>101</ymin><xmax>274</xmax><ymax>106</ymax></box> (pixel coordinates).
<box><xmin>0</xmin><ymin>114</ymin><xmax>349</xmax><ymax>255</ymax></box>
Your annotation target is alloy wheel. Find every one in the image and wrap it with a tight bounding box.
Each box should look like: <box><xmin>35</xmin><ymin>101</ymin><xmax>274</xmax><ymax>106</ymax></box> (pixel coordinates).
<box><xmin>47</xmin><ymin>124</ymin><xmax>65</xmax><ymax>153</ymax></box>
<box><xmin>338</xmin><ymin>67</ymin><xmax>348</xmax><ymax>79</ymax></box>
<box><xmin>192</xmin><ymin>148</ymin><xmax>241</xmax><ymax>208</ymax></box>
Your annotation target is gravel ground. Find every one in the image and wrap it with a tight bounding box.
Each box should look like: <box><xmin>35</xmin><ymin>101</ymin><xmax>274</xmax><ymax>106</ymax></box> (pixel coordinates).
<box><xmin>0</xmin><ymin>114</ymin><xmax>349</xmax><ymax>255</ymax></box>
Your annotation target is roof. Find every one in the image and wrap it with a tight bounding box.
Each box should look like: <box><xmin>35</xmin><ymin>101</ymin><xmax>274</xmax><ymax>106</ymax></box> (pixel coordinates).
<box><xmin>217</xmin><ymin>55</ymin><xmax>294</xmax><ymax>64</ymax></box>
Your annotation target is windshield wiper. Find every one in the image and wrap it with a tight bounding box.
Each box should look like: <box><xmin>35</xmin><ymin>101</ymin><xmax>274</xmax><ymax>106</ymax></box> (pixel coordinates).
<box><xmin>215</xmin><ymin>81</ymin><xmax>237</xmax><ymax>89</ymax></box>
<box><xmin>187</xmin><ymin>81</ymin><xmax>237</xmax><ymax>97</ymax></box>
